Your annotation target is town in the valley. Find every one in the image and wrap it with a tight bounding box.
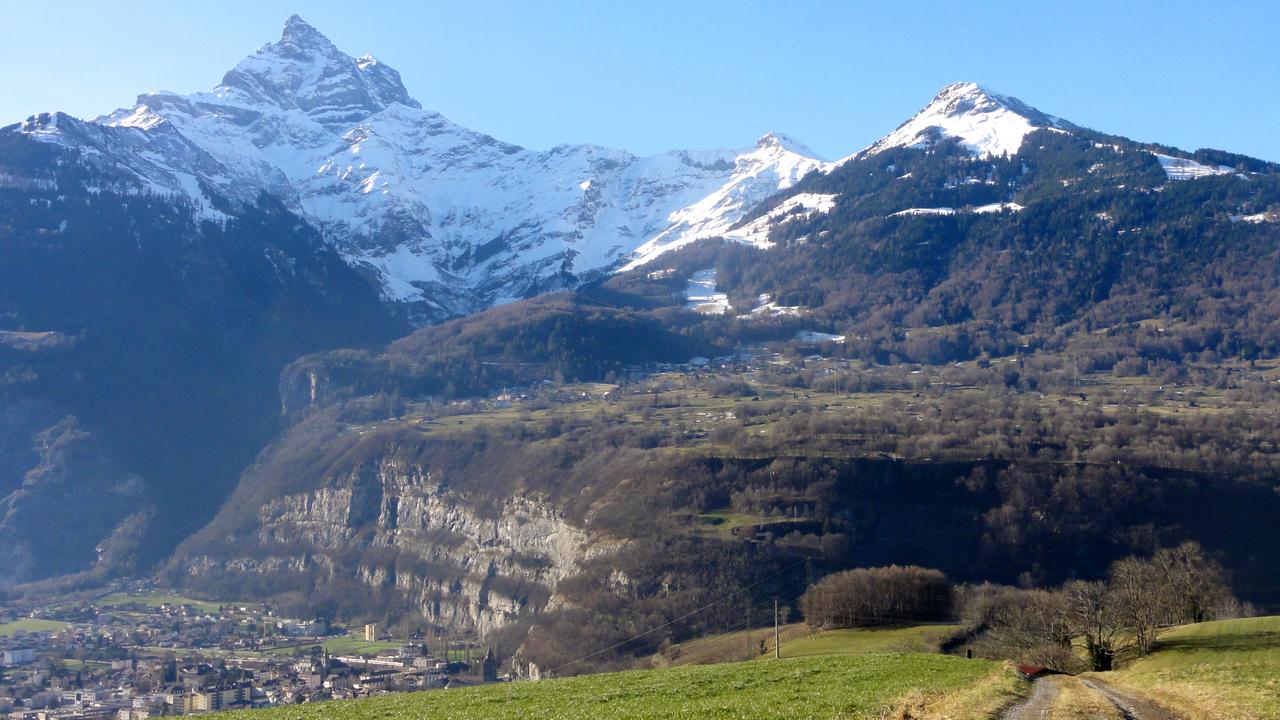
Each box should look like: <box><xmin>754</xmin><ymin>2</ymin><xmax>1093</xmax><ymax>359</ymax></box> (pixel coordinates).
<box><xmin>0</xmin><ymin>585</ymin><xmax>501</xmax><ymax>719</ymax></box>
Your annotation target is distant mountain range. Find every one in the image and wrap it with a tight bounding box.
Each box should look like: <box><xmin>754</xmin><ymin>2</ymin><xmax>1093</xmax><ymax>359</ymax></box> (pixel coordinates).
<box><xmin>16</xmin><ymin>15</ymin><xmax>1228</xmax><ymax>325</ymax></box>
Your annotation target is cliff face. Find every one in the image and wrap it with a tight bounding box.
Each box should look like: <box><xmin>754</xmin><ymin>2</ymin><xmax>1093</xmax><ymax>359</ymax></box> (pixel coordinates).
<box><xmin>179</xmin><ymin>454</ymin><xmax>598</xmax><ymax>636</ymax></box>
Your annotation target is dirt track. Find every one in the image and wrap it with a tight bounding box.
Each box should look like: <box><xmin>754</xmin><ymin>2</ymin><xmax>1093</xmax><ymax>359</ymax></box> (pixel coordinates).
<box><xmin>1000</xmin><ymin>675</ymin><xmax>1180</xmax><ymax>720</ymax></box>
<box><xmin>1000</xmin><ymin>676</ymin><xmax>1058</xmax><ymax>720</ymax></box>
<box><xmin>1082</xmin><ymin>678</ymin><xmax>1179</xmax><ymax>720</ymax></box>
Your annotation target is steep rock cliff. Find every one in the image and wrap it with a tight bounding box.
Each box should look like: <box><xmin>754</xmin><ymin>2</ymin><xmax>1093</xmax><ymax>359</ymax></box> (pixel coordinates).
<box><xmin>176</xmin><ymin>442</ymin><xmax>608</xmax><ymax>636</ymax></box>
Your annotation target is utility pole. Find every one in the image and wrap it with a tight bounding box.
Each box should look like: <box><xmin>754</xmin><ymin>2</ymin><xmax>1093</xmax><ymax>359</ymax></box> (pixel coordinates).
<box><xmin>774</xmin><ymin>599</ymin><xmax>780</xmax><ymax>659</ymax></box>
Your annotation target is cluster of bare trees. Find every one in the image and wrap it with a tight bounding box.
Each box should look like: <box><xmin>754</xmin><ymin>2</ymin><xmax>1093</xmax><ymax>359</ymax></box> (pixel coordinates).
<box><xmin>799</xmin><ymin>565</ymin><xmax>952</xmax><ymax>629</ymax></box>
<box><xmin>962</xmin><ymin>542</ymin><xmax>1239</xmax><ymax>671</ymax></box>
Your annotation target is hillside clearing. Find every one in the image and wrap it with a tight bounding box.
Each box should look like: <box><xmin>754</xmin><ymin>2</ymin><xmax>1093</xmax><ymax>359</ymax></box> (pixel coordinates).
<box><xmin>260</xmin><ymin>636</ymin><xmax>403</xmax><ymax>658</ymax></box>
<box><xmin>0</xmin><ymin>618</ymin><xmax>69</xmax><ymax>637</ymax></box>
<box><xmin>95</xmin><ymin>591</ymin><xmax>227</xmax><ymax>614</ymax></box>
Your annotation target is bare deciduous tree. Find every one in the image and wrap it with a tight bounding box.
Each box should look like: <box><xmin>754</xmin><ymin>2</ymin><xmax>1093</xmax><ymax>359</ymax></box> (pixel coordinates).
<box><xmin>800</xmin><ymin>565</ymin><xmax>951</xmax><ymax>629</ymax></box>
<box><xmin>1059</xmin><ymin>580</ymin><xmax>1122</xmax><ymax>671</ymax></box>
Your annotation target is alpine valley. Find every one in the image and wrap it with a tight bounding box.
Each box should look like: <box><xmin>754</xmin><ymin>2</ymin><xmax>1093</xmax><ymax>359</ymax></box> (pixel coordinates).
<box><xmin>3</xmin><ymin>15</ymin><xmax>1280</xmax><ymax>679</ymax></box>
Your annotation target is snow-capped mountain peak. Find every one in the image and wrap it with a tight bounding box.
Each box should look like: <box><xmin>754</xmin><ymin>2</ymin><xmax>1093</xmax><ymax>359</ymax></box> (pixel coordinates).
<box><xmin>862</xmin><ymin>81</ymin><xmax>1074</xmax><ymax>159</ymax></box>
<box><xmin>216</xmin><ymin>14</ymin><xmax>420</xmax><ymax>125</ymax></box>
<box><xmin>280</xmin><ymin>13</ymin><xmax>331</xmax><ymax>47</ymax></box>
<box><xmin>754</xmin><ymin>132</ymin><xmax>820</xmax><ymax>158</ymax></box>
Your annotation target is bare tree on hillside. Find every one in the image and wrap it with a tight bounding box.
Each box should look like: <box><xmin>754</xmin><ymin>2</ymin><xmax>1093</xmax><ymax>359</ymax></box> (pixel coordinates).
<box><xmin>1060</xmin><ymin>580</ymin><xmax>1123</xmax><ymax>671</ymax></box>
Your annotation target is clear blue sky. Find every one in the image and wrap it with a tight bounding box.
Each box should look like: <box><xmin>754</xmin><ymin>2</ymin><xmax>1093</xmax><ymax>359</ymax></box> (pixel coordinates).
<box><xmin>2</xmin><ymin>0</ymin><xmax>1277</xmax><ymax>161</ymax></box>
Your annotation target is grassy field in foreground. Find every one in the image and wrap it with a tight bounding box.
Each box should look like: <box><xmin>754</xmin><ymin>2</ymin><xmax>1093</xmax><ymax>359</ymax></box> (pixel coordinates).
<box><xmin>227</xmin><ymin>654</ymin><xmax>1008</xmax><ymax>720</ymax></box>
<box><xmin>0</xmin><ymin>618</ymin><xmax>69</xmax><ymax>637</ymax></box>
<box><xmin>1103</xmin><ymin>615</ymin><xmax>1280</xmax><ymax>720</ymax></box>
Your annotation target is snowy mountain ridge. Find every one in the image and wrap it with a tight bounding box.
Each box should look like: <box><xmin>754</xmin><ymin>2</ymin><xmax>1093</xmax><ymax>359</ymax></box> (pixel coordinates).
<box><xmin>15</xmin><ymin>15</ymin><xmax>828</xmax><ymax>321</ymax></box>
<box><xmin>7</xmin><ymin>17</ymin><xmax>1102</xmax><ymax>322</ymax></box>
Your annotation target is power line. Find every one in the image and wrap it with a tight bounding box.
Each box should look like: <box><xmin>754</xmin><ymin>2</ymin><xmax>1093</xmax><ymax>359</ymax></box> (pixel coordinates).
<box><xmin>547</xmin><ymin>559</ymin><xmax>805</xmax><ymax>675</ymax></box>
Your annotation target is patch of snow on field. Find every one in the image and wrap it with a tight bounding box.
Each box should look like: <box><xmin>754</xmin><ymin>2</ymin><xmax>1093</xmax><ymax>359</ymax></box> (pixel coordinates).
<box><xmin>738</xmin><ymin>293</ymin><xmax>803</xmax><ymax>319</ymax></box>
<box><xmin>684</xmin><ymin>269</ymin><xmax>731</xmax><ymax>315</ymax></box>
<box><xmin>796</xmin><ymin>330</ymin><xmax>846</xmax><ymax>343</ymax></box>
<box><xmin>890</xmin><ymin>203</ymin><xmax>1024</xmax><ymax>218</ymax></box>
<box><xmin>973</xmin><ymin>202</ymin><xmax>1024</xmax><ymax>213</ymax></box>
<box><xmin>1229</xmin><ymin>211</ymin><xmax>1277</xmax><ymax>223</ymax></box>
<box><xmin>1151</xmin><ymin>153</ymin><xmax>1232</xmax><ymax>181</ymax></box>
<box><xmin>890</xmin><ymin>207</ymin><xmax>956</xmax><ymax>217</ymax></box>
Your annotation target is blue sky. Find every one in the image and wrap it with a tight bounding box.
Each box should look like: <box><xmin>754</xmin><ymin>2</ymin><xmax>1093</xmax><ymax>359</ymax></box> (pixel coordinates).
<box><xmin>2</xmin><ymin>0</ymin><xmax>1277</xmax><ymax>161</ymax></box>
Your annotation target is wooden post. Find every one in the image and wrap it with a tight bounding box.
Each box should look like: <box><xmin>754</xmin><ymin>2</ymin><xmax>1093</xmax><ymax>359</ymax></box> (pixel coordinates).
<box><xmin>774</xmin><ymin>599</ymin><xmax>780</xmax><ymax>659</ymax></box>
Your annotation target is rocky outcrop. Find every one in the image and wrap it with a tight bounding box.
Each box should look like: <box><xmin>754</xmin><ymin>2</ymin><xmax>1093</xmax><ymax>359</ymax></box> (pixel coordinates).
<box><xmin>181</xmin><ymin>456</ymin><xmax>597</xmax><ymax>636</ymax></box>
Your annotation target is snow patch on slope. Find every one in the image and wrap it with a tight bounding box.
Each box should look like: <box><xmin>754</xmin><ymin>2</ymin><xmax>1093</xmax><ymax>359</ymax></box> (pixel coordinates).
<box><xmin>1151</xmin><ymin>153</ymin><xmax>1232</xmax><ymax>181</ymax></box>
<box><xmin>619</xmin><ymin>139</ymin><xmax>831</xmax><ymax>271</ymax></box>
<box><xmin>684</xmin><ymin>269</ymin><xmax>730</xmax><ymax>315</ymax></box>
<box><xmin>1230</xmin><ymin>211</ymin><xmax>1277</xmax><ymax>223</ymax></box>
<box><xmin>889</xmin><ymin>202</ymin><xmax>1023</xmax><ymax>218</ymax></box>
<box><xmin>718</xmin><ymin>192</ymin><xmax>838</xmax><ymax>247</ymax></box>
<box><xmin>796</xmin><ymin>330</ymin><xmax>846</xmax><ymax>343</ymax></box>
<box><xmin>973</xmin><ymin>202</ymin><xmax>1023</xmax><ymax>213</ymax></box>
<box><xmin>890</xmin><ymin>207</ymin><xmax>956</xmax><ymax>217</ymax></box>
<box><xmin>738</xmin><ymin>293</ymin><xmax>803</xmax><ymax>319</ymax></box>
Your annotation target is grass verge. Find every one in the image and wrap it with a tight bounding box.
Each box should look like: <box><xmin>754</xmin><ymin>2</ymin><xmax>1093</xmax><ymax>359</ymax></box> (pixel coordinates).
<box><xmin>1101</xmin><ymin>615</ymin><xmax>1280</xmax><ymax>720</ymax></box>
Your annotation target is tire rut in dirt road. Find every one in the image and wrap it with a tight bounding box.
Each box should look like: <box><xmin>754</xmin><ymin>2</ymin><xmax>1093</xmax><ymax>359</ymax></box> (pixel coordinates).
<box><xmin>1082</xmin><ymin>678</ymin><xmax>1181</xmax><ymax>720</ymax></box>
<box><xmin>999</xmin><ymin>676</ymin><xmax>1057</xmax><ymax>720</ymax></box>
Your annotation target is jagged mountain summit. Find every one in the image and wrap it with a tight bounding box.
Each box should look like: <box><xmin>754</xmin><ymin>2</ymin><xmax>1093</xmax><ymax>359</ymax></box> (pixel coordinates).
<box><xmin>220</xmin><ymin>14</ymin><xmax>422</xmax><ymax>125</ymax></box>
<box><xmin>12</xmin><ymin>15</ymin><xmax>827</xmax><ymax>322</ymax></box>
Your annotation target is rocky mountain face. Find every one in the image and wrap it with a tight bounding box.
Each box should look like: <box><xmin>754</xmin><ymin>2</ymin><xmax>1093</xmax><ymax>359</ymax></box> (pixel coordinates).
<box><xmin>0</xmin><ymin>411</ymin><xmax>152</xmax><ymax>585</ymax></box>
<box><xmin>72</xmin><ymin>15</ymin><xmax>827</xmax><ymax>322</ymax></box>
